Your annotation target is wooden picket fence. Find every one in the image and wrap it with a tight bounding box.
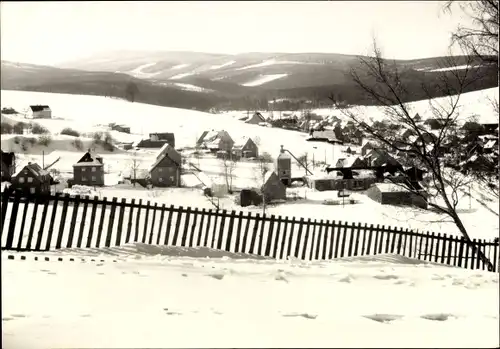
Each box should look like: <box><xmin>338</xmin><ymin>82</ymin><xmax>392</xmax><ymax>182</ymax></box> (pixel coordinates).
<box><xmin>1</xmin><ymin>190</ymin><xmax>499</xmax><ymax>272</ymax></box>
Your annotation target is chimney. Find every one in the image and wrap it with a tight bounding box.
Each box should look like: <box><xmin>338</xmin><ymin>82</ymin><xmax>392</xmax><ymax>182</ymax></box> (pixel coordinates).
<box><xmin>280</xmin><ymin>145</ymin><xmax>285</xmax><ymax>153</ymax></box>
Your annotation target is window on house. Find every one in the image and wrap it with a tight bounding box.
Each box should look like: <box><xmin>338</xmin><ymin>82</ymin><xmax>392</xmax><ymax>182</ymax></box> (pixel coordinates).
<box><xmin>19</xmin><ymin>177</ymin><xmax>25</xmax><ymax>183</ymax></box>
<box><xmin>27</xmin><ymin>177</ymin><xmax>33</xmax><ymax>183</ymax></box>
<box><xmin>82</xmin><ymin>176</ymin><xmax>87</xmax><ymax>181</ymax></box>
<box><xmin>82</xmin><ymin>168</ymin><xmax>86</xmax><ymax>172</ymax></box>
<box><xmin>92</xmin><ymin>167</ymin><xmax>96</xmax><ymax>172</ymax></box>
<box><xmin>159</xmin><ymin>168</ymin><xmax>163</xmax><ymax>172</ymax></box>
<box><xmin>0</xmin><ymin>171</ymin><xmax>3</xmax><ymax>176</ymax></box>
<box><xmin>24</xmin><ymin>170</ymin><xmax>28</xmax><ymax>175</ymax></box>
<box><xmin>159</xmin><ymin>177</ymin><xmax>163</xmax><ymax>182</ymax></box>
<box><xmin>91</xmin><ymin>176</ymin><xmax>96</xmax><ymax>182</ymax></box>
<box><xmin>30</xmin><ymin>187</ymin><xmax>36</xmax><ymax>194</ymax></box>
<box><xmin>169</xmin><ymin>176</ymin><xmax>174</xmax><ymax>182</ymax></box>
<box><xmin>282</xmin><ymin>171</ymin><xmax>287</xmax><ymax>175</ymax></box>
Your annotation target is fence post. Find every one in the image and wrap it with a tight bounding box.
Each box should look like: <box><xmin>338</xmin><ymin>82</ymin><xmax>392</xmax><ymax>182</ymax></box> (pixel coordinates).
<box><xmin>283</xmin><ymin>217</ymin><xmax>295</xmax><ymax>259</ymax></box>
<box><xmin>434</xmin><ymin>233</ymin><xmax>442</xmax><ymax>263</ymax></box>
<box><xmin>241</xmin><ymin>212</ymin><xmax>253</xmax><ymax>254</ymax></box>
<box><xmin>17</xmin><ymin>193</ymin><xmax>31</xmax><ymax>250</ymax></box>
<box><xmin>86</xmin><ymin>196</ymin><xmax>99</xmax><ymax>248</ymax></box>
<box><xmin>45</xmin><ymin>192</ymin><xmax>61</xmax><ymax>251</ymax></box>
<box><xmin>234</xmin><ymin>211</ymin><xmax>244</xmax><ymax>254</ymax></box>
<box><xmin>272</xmin><ymin>215</ymin><xmax>282</xmax><ymax>259</ymax></box>
<box><xmin>189</xmin><ymin>208</ymin><xmax>199</xmax><ymax>248</ymax></box>
<box><xmin>104</xmin><ymin>197</ymin><xmax>118</xmax><ymax>248</ymax></box>
<box><xmin>182</xmin><ymin>207</ymin><xmax>193</xmax><ymax>247</ymax></box>
<box><xmin>440</xmin><ymin>233</ymin><xmax>448</xmax><ymax>265</ymax></box>
<box><xmin>173</xmin><ymin>206</ymin><xmax>184</xmax><ymax>246</ymax></box>
<box><xmin>196</xmin><ymin>208</ymin><xmax>206</xmax><ymax>247</ymax></box>
<box><xmin>35</xmin><ymin>196</ymin><xmax>50</xmax><ymax>251</ymax></box>
<box><xmin>141</xmin><ymin>201</ymin><xmax>151</xmax><ymax>244</ymax></box>
<box><xmin>5</xmin><ymin>190</ymin><xmax>21</xmax><ymax>250</ymax></box>
<box><xmin>225</xmin><ymin>210</ymin><xmax>236</xmax><ymax>252</ymax></box>
<box><xmin>116</xmin><ymin>198</ymin><xmax>127</xmax><ymax>246</ymax></box>
<box><xmin>66</xmin><ymin>195</ymin><xmax>81</xmax><ymax>248</ymax></box>
<box><xmin>148</xmin><ymin>202</ymin><xmax>158</xmax><ymax>245</ymax></box>
<box><xmin>264</xmin><ymin>214</ymin><xmax>276</xmax><ymax>257</ymax></box>
<box><xmin>95</xmin><ymin>196</ymin><xmax>108</xmax><ymax>248</ymax></box>
<box><xmin>294</xmin><ymin>217</ymin><xmax>305</xmax><ymax>258</ymax></box>
<box><xmin>301</xmin><ymin>218</ymin><xmax>312</xmax><ymax>260</ymax></box>
<box><xmin>0</xmin><ymin>187</ymin><xmax>11</xmax><ymax>230</ymax></box>
<box><xmin>247</xmin><ymin>213</ymin><xmax>259</xmax><ymax>254</ymax></box>
<box><xmin>26</xmin><ymin>195</ymin><xmax>40</xmax><ymax>250</ymax></box>
<box><xmin>314</xmin><ymin>220</ymin><xmax>324</xmax><ymax>260</ymax></box>
<box><xmin>134</xmin><ymin>199</ymin><xmax>142</xmax><ymax>243</ymax></box>
<box><xmin>125</xmin><ymin>199</ymin><xmax>135</xmax><ymax>244</ymax></box>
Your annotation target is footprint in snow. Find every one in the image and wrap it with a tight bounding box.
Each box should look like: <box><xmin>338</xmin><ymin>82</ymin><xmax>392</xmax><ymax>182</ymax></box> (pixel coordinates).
<box><xmin>282</xmin><ymin>313</ymin><xmax>317</xmax><ymax>320</ymax></box>
<box><xmin>363</xmin><ymin>314</ymin><xmax>404</xmax><ymax>323</ymax></box>
<box><xmin>207</xmin><ymin>273</ymin><xmax>224</xmax><ymax>280</ymax></box>
<box><xmin>11</xmin><ymin>314</ymin><xmax>27</xmax><ymax>319</ymax></box>
<box><xmin>421</xmin><ymin>313</ymin><xmax>456</xmax><ymax>321</ymax></box>
<box><xmin>2</xmin><ymin>317</ymin><xmax>14</xmax><ymax>322</ymax></box>
<box><xmin>373</xmin><ymin>274</ymin><xmax>399</xmax><ymax>280</ymax></box>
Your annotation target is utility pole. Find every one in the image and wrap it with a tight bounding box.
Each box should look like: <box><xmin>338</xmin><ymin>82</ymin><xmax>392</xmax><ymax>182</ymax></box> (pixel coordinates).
<box><xmin>42</xmin><ymin>150</ymin><xmax>45</xmax><ymax>169</ymax></box>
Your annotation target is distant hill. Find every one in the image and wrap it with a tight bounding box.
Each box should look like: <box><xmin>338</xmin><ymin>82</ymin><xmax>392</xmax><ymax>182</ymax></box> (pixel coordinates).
<box><xmin>1</xmin><ymin>51</ymin><xmax>498</xmax><ymax>112</ymax></box>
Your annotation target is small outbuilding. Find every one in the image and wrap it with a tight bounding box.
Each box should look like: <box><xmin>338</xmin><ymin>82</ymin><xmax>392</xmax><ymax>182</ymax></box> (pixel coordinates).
<box><xmin>366</xmin><ymin>182</ymin><xmax>428</xmax><ymax>209</ymax></box>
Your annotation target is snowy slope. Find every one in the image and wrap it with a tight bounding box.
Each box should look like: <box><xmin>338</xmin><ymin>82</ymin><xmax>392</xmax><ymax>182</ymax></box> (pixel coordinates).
<box><xmin>2</xmin><ymin>247</ymin><xmax>499</xmax><ymax>348</ymax></box>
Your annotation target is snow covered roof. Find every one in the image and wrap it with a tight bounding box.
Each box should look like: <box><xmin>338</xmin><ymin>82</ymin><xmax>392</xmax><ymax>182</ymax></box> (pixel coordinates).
<box><xmin>150</xmin><ymin>144</ymin><xmax>181</xmax><ymax>171</ymax></box>
<box><xmin>29</xmin><ymin>105</ymin><xmax>50</xmax><ymax>112</ymax></box>
<box><xmin>484</xmin><ymin>139</ymin><xmax>498</xmax><ymax>149</ymax></box>
<box><xmin>73</xmin><ymin>159</ymin><xmax>103</xmax><ymax>167</ymax></box>
<box><xmin>374</xmin><ymin>183</ymin><xmax>410</xmax><ymax>193</ymax></box>
<box><xmin>13</xmin><ymin>162</ymin><xmax>49</xmax><ymax>178</ymax></box>
<box><xmin>233</xmin><ymin>137</ymin><xmax>252</xmax><ymax>149</ymax></box>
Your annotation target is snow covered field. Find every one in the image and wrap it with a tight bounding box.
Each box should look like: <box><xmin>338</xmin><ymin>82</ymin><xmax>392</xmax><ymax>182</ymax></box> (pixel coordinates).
<box><xmin>1</xmin><ymin>89</ymin><xmax>498</xmax><ymax>239</ymax></box>
<box><xmin>2</xmin><ymin>246</ymin><xmax>499</xmax><ymax>348</ymax></box>
<box><xmin>311</xmin><ymin>87</ymin><xmax>499</xmax><ymax>125</ymax></box>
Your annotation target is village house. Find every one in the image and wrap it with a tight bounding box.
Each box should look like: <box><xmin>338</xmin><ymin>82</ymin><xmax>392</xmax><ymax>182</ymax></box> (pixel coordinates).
<box><xmin>72</xmin><ymin>150</ymin><xmax>105</xmax><ymax>187</ymax></box>
<box><xmin>360</xmin><ymin>140</ymin><xmax>385</xmax><ymax>156</ymax></box>
<box><xmin>1</xmin><ymin>150</ymin><xmax>16</xmax><ymax>182</ymax></box>
<box><xmin>232</xmin><ymin>137</ymin><xmax>259</xmax><ymax>159</ymax></box>
<box><xmin>10</xmin><ymin>162</ymin><xmax>51</xmax><ymax>195</ymax></box>
<box><xmin>24</xmin><ymin>105</ymin><xmax>52</xmax><ymax>119</ymax></box>
<box><xmin>335</xmin><ymin>156</ymin><xmax>367</xmax><ymax>169</ymax></box>
<box><xmin>197</xmin><ymin>130</ymin><xmax>234</xmax><ymax>153</ymax></box>
<box><xmin>111</xmin><ymin>124</ymin><xmax>131</xmax><ymax>134</ymax></box>
<box><xmin>136</xmin><ymin>132</ymin><xmax>175</xmax><ymax>149</ymax></box>
<box><xmin>149</xmin><ymin>144</ymin><xmax>182</xmax><ymax>187</ymax></box>
<box><xmin>245</xmin><ymin>112</ymin><xmax>266</xmax><ymax>125</ymax></box>
<box><xmin>261</xmin><ymin>170</ymin><xmax>286</xmax><ymax>202</ymax></box>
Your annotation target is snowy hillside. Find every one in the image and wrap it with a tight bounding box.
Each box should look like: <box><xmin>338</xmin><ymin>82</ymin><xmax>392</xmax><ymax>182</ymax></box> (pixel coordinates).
<box><xmin>2</xmin><ymin>246</ymin><xmax>499</xmax><ymax>348</ymax></box>
<box><xmin>312</xmin><ymin>87</ymin><xmax>499</xmax><ymax>125</ymax></box>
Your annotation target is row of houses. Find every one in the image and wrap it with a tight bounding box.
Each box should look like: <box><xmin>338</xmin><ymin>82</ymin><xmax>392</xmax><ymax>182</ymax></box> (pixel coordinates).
<box><xmin>196</xmin><ymin>130</ymin><xmax>259</xmax><ymax>159</ymax></box>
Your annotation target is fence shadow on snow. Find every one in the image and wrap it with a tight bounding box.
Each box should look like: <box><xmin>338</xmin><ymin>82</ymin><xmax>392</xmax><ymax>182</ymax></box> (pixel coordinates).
<box><xmin>1</xmin><ymin>190</ymin><xmax>498</xmax><ymax>272</ymax></box>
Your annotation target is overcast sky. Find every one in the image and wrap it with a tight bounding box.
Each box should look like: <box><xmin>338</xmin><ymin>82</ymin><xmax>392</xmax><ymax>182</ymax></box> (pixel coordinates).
<box><xmin>1</xmin><ymin>1</ymin><xmax>467</xmax><ymax>65</ymax></box>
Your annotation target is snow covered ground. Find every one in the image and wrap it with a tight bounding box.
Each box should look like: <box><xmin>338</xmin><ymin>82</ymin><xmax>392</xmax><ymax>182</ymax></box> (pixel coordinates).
<box><xmin>311</xmin><ymin>87</ymin><xmax>499</xmax><ymax>125</ymax></box>
<box><xmin>242</xmin><ymin>73</ymin><xmax>289</xmax><ymax>87</ymax></box>
<box><xmin>1</xmin><ymin>90</ymin><xmax>498</xmax><ymax>239</ymax></box>
<box><xmin>2</xmin><ymin>245</ymin><xmax>499</xmax><ymax>348</ymax></box>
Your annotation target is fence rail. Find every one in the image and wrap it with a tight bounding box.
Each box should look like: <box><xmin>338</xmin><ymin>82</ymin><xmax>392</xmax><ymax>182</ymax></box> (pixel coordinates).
<box><xmin>1</xmin><ymin>190</ymin><xmax>498</xmax><ymax>272</ymax></box>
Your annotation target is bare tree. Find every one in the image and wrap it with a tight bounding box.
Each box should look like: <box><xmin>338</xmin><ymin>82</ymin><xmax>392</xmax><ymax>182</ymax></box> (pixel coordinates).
<box><xmin>296</xmin><ymin>153</ymin><xmax>313</xmax><ymax>175</ymax></box>
<box><xmin>443</xmin><ymin>0</ymin><xmax>499</xmax><ymax>195</ymax></box>
<box><xmin>443</xmin><ymin>0</ymin><xmax>499</xmax><ymax>66</ymax></box>
<box><xmin>254</xmin><ymin>152</ymin><xmax>272</xmax><ymax>215</ymax></box>
<box><xmin>220</xmin><ymin>153</ymin><xmax>238</xmax><ymax>194</ymax></box>
<box><xmin>329</xmin><ymin>40</ymin><xmax>495</xmax><ymax>270</ymax></box>
<box><xmin>130</xmin><ymin>151</ymin><xmax>142</xmax><ymax>187</ymax></box>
